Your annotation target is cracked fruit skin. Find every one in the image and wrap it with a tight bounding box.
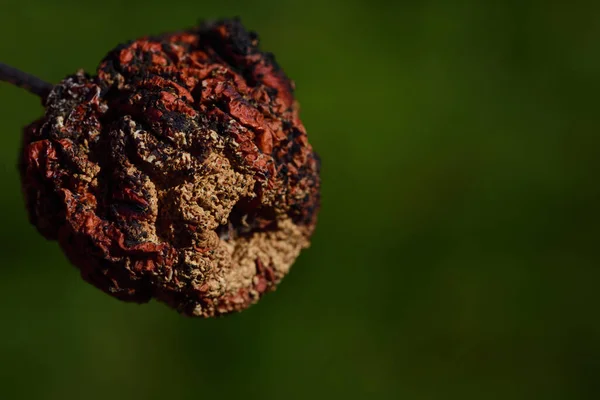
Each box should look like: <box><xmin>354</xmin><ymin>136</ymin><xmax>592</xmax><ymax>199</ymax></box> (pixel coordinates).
<box><xmin>18</xmin><ymin>19</ymin><xmax>321</xmax><ymax>317</ymax></box>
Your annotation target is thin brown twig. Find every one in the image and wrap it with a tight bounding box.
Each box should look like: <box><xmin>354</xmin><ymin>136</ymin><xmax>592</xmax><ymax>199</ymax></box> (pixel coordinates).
<box><xmin>0</xmin><ymin>62</ymin><xmax>53</xmax><ymax>99</ymax></box>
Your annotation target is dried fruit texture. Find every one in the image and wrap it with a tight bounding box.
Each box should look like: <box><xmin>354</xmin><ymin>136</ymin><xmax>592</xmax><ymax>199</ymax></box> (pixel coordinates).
<box><xmin>19</xmin><ymin>19</ymin><xmax>320</xmax><ymax>317</ymax></box>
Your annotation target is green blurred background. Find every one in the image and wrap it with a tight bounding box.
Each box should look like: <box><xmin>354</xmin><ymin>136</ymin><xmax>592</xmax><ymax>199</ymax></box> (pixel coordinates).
<box><xmin>2</xmin><ymin>0</ymin><xmax>600</xmax><ymax>399</ymax></box>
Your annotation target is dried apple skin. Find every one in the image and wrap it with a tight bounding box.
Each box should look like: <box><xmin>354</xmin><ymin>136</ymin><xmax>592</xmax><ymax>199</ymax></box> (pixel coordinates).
<box><xmin>19</xmin><ymin>19</ymin><xmax>320</xmax><ymax>317</ymax></box>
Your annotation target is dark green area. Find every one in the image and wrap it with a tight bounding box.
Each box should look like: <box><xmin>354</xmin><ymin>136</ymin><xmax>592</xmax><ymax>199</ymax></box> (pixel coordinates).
<box><xmin>1</xmin><ymin>0</ymin><xmax>599</xmax><ymax>399</ymax></box>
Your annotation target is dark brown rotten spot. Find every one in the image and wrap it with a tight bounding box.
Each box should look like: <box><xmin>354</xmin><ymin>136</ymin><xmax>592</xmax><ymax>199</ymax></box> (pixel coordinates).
<box><xmin>15</xmin><ymin>18</ymin><xmax>321</xmax><ymax>317</ymax></box>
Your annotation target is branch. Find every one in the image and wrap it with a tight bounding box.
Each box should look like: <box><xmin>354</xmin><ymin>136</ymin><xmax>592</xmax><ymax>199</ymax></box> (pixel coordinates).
<box><xmin>0</xmin><ymin>62</ymin><xmax>53</xmax><ymax>99</ymax></box>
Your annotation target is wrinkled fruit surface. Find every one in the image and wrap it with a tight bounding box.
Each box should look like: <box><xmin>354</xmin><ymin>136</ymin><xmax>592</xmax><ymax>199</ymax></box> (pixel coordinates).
<box><xmin>19</xmin><ymin>19</ymin><xmax>320</xmax><ymax>317</ymax></box>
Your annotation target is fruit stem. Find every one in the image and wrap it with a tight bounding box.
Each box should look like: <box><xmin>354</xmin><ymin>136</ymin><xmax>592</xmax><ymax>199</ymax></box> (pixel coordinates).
<box><xmin>0</xmin><ymin>62</ymin><xmax>53</xmax><ymax>99</ymax></box>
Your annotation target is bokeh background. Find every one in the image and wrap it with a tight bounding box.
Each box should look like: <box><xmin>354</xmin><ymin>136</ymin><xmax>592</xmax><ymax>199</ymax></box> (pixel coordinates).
<box><xmin>2</xmin><ymin>0</ymin><xmax>600</xmax><ymax>399</ymax></box>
